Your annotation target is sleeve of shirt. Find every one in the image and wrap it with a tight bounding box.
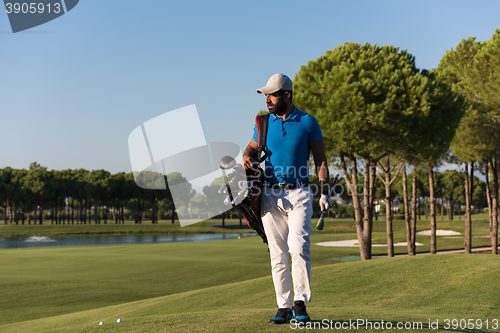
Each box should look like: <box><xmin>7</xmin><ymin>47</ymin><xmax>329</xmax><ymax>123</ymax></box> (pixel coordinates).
<box><xmin>252</xmin><ymin>123</ymin><xmax>258</xmax><ymax>143</ymax></box>
<box><xmin>308</xmin><ymin>115</ymin><xmax>323</xmax><ymax>142</ymax></box>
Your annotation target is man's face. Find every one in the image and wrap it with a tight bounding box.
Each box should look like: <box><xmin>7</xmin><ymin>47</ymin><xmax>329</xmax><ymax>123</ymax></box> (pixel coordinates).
<box><xmin>265</xmin><ymin>92</ymin><xmax>287</xmax><ymax>115</ymax></box>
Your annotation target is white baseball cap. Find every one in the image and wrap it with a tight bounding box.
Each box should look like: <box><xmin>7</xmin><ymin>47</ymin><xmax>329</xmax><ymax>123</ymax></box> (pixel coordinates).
<box><xmin>256</xmin><ymin>73</ymin><xmax>293</xmax><ymax>94</ymax></box>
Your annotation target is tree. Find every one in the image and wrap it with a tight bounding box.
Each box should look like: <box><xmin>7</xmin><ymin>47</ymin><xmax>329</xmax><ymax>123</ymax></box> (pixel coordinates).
<box><xmin>190</xmin><ymin>193</ymin><xmax>207</xmax><ymax>219</ymax></box>
<box><xmin>203</xmin><ymin>176</ymin><xmax>230</xmax><ymax>225</ymax></box>
<box><xmin>438</xmin><ymin>29</ymin><xmax>500</xmax><ymax>254</ymax></box>
<box><xmin>0</xmin><ymin>168</ymin><xmax>14</xmax><ymax>224</ymax></box>
<box><xmin>134</xmin><ymin>171</ymin><xmax>169</xmax><ymax>224</ymax></box>
<box><xmin>84</xmin><ymin>170</ymin><xmax>110</xmax><ymax>224</ymax></box>
<box><xmin>294</xmin><ymin>42</ymin><xmax>436</xmax><ymax>259</ymax></box>
<box><xmin>441</xmin><ymin>170</ymin><xmax>464</xmax><ymax>220</ymax></box>
<box><xmin>437</xmin><ymin>36</ymin><xmax>484</xmax><ymax>253</ymax></box>
<box><xmin>23</xmin><ymin>166</ymin><xmax>51</xmax><ymax>225</ymax></box>
<box><xmin>165</xmin><ymin>172</ymin><xmax>194</xmax><ymax>224</ymax></box>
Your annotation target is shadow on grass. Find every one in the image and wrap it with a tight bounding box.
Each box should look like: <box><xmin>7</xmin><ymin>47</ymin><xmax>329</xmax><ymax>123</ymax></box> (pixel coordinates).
<box><xmin>296</xmin><ymin>320</ymin><xmax>492</xmax><ymax>332</ymax></box>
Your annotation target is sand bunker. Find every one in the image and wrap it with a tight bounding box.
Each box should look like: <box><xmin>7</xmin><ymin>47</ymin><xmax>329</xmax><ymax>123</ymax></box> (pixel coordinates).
<box><xmin>315</xmin><ymin>240</ymin><xmax>423</xmax><ymax>247</ymax></box>
<box><xmin>416</xmin><ymin>229</ymin><xmax>461</xmax><ymax>236</ymax></box>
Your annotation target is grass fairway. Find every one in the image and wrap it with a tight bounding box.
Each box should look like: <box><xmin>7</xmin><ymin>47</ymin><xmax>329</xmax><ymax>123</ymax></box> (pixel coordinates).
<box><xmin>0</xmin><ymin>237</ymin><xmax>273</xmax><ymax>326</ymax></box>
<box><xmin>1</xmin><ymin>254</ymin><xmax>499</xmax><ymax>332</ymax></box>
<box><xmin>1</xmin><ymin>212</ymin><xmax>498</xmax><ymax>332</ymax></box>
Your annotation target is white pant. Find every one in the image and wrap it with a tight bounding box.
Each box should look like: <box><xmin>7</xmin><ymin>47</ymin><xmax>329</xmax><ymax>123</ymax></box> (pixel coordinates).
<box><xmin>262</xmin><ymin>186</ymin><xmax>313</xmax><ymax>309</ymax></box>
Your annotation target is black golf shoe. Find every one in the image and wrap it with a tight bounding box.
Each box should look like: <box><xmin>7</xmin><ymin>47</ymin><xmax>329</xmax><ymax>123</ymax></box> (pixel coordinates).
<box><xmin>292</xmin><ymin>301</ymin><xmax>310</xmax><ymax>324</ymax></box>
<box><xmin>269</xmin><ymin>308</ymin><xmax>293</xmax><ymax>324</ymax></box>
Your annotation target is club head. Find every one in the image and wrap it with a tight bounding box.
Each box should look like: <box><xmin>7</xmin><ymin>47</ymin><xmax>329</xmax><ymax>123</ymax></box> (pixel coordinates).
<box><xmin>232</xmin><ymin>164</ymin><xmax>243</xmax><ymax>172</ymax></box>
<box><xmin>316</xmin><ymin>214</ymin><xmax>325</xmax><ymax>230</ymax></box>
<box><xmin>220</xmin><ymin>155</ymin><xmax>236</xmax><ymax>170</ymax></box>
<box><xmin>218</xmin><ymin>185</ymin><xmax>227</xmax><ymax>194</ymax></box>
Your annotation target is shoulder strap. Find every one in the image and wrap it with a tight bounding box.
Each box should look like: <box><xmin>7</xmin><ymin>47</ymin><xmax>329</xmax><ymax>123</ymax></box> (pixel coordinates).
<box><xmin>255</xmin><ymin>114</ymin><xmax>270</xmax><ymax>162</ymax></box>
<box><xmin>257</xmin><ymin>113</ymin><xmax>269</xmax><ymax>148</ymax></box>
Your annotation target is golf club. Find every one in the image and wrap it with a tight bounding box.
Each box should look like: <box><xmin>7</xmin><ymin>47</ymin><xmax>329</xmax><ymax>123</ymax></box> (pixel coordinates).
<box><xmin>220</xmin><ymin>155</ymin><xmax>237</xmax><ymax>170</ymax></box>
<box><xmin>316</xmin><ymin>173</ymin><xmax>340</xmax><ymax>230</ymax></box>
<box><xmin>218</xmin><ymin>184</ymin><xmax>227</xmax><ymax>194</ymax></box>
<box><xmin>220</xmin><ymin>155</ymin><xmax>237</xmax><ymax>207</ymax></box>
<box><xmin>232</xmin><ymin>164</ymin><xmax>243</xmax><ymax>172</ymax></box>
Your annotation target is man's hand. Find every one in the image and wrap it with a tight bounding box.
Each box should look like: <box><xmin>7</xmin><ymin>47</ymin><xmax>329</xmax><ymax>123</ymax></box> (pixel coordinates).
<box><xmin>242</xmin><ymin>155</ymin><xmax>259</xmax><ymax>170</ymax></box>
<box><xmin>319</xmin><ymin>194</ymin><xmax>332</xmax><ymax>213</ymax></box>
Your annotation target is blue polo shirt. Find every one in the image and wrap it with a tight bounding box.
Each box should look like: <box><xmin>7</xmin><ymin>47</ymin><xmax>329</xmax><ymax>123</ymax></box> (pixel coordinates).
<box><xmin>253</xmin><ymin>106</ymin><xmax>323</xmax><ymax>184</ymax></box>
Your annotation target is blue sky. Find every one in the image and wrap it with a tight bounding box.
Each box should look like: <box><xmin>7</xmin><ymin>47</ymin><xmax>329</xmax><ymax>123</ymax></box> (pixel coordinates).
<box><xmin>1</xmin><ymin>0</ymin><xmax>499</xmax><ymax>174</ymax></box>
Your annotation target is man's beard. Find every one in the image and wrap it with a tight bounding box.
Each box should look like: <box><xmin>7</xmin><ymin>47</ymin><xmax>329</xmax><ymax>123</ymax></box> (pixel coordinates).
<box><xmin>267</xmin><ymin>97</ymin><xmax>287</xmax><ymax>115</ymax></box>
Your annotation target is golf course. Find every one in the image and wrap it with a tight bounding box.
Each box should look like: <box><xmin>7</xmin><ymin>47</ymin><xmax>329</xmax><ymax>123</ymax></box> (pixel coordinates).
<box><xmin>1</xmin><ymin>214</ymin><xmax>499</xmax><ymax>332</ymax></box>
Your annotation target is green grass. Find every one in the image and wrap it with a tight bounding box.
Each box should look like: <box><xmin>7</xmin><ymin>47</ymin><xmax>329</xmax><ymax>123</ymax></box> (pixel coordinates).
<box><xmin>1</xmin><ymin>212</ymin><xmax>498</xmax><ymax>332</ymax></box>
<box><xmin>0</xmin><ymin>237</ymin><xmax>273</xmax><ymax>327</ymax></box>
<box><xmin>0</xmin><ymin>219</ymin><xmax>256</xmax><ymax>238</ymax></box>
<box><xmin>1</xmin><ymin>253</ymin><xmax>499</xmax><ymax>332</ymax></box>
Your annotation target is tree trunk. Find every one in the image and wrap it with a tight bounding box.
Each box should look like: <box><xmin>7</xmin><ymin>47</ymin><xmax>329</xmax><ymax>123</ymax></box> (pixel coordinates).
<box><xmin>376</xmin><ymin>156</ymin><xmax>404</xmax><ymax>257</ymax></box>
<box><xmin>34</xmin><ymin>201</ymin><xmax>37</xmax><ymax>226</ymax></box>
<box><xmin>171</xmin><ymin>201</ymin><xmax>176</xmax><ymax>224</ymax></box>
<box><xmin>402</xmin><ymin>163</ymin><xmax>412</xmax><ymax>255</ymax></box>
<box><xmin>464</xmin><ymin>163</ymin><xmax>471</xmax><ymax>253</ymax></box>
<box><xmin>470</xmin><ymin>163</ymin><xmax>475</xmax><ymax>214</ymax></box>
<box><xmin>441</xmin><ymin>197</ymin><xmax>444</xmax><ymax>221</ymax></box>
<box><xmin>418</xmin><ymin>198</ymin><xmax>421</xmax><ymax>220</ymax></box>
<box><xmin>485</xmin><ymin>163</ymin><xmax>492</xmax><ymax>230</ymax></box>
<box><xmin>429</xmin><ymin>167</ymin><xmax>436</xmax><ymax>254</ymax></box>
<box><xmin>384</xmin><ymin>157</ymin><xmax>394</xmax><ymax>257</ymax></box>
<box><xmin>78</xmin><ymin>199</ymin><xmax>82</xmax><ymax>224</ymax></box>
<box><xmin>94</xmin><ymin>200</ymin><xmax>98</xmax><ymax>224</ymax></box>
<box><xmin>490</xmin><ymin>157</ymin><xmax>499</xmax><ymax>254</ymax></box>
<box><xmin>410</xmin><ymin>174</ymin><xmax>417</xmax><ymax>255</ymax></box>
<box><xmin>62</xmin><ymin>200</ymin><xmax>66</xmax><ymax>224</ymax></box>
<box><xmin>341</xmin><ymin>155</ymin><xmax>371</xmax><ymax>260</ymax></box>
<box><xmin>9</xmin><ymin>204</ymin><xmax>12</xmax><ymax>224</ymax></box>
<box><xmin>152</xmin><ymin>197</ymin><xmax>157</xmax><ymax>224</ymax></box>
<box><xmin>363</xmin><ymin>159</ymin><xmax>374</xmax><ymax>258</ymax></box>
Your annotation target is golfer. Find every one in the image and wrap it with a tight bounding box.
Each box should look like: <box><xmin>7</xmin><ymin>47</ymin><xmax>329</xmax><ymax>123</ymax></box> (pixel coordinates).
<box><xmin>242</xmin><ymin>73</ymin><xmax>332</xmax><ymax>325</ymax></box>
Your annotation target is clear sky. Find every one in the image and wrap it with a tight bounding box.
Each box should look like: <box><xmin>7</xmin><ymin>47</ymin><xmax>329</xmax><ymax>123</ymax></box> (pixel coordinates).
<box><xmin>1</xmin><ymin>0</ymin><xmax>499</xmax><ymax>174</ymax></box>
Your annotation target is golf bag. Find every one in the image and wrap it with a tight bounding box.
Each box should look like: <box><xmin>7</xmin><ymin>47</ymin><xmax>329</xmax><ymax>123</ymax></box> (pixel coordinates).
<box><xmin>222</xmin><ymin>114</ymin><xmax>269</xmax><ymax>245</ymax></box>
<box><xmin>239</xmin><ymin>114</ymin><xmax>269</xmax><ymax>244</ymax></box>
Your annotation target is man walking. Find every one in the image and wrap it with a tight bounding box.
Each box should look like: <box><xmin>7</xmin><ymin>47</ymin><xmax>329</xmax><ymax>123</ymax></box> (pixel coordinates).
<box><xmin>242</xmin><ymin>73</ymin><xmax>332</xmax><ymax>325</ymax></box>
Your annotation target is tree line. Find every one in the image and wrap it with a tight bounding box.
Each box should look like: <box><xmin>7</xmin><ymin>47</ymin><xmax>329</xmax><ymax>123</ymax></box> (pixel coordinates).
<box><xmin>0</xmin><ymin>162</ymin><xmax>175</xmax><ymax>225</ymax></box>
<box><xmin>0</xmin><ymin>161</ymin><xmax>488</xmax><ymax>228</ymax></box>
<box><xmin>294</xmin><ymin>28</ymin><xmax>500</xmax><ymax>259</ymax></box>
<box><xmin>0</xmin><ymin>162</ymin><xmax>246</xmax><ymax>226</ymax></box>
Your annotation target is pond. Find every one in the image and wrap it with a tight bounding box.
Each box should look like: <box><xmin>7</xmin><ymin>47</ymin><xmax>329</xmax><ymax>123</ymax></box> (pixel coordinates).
<box><xmin>0</xmin><ymin>233</ymin><xmax>256</xmax><ymax>249</ymax></box>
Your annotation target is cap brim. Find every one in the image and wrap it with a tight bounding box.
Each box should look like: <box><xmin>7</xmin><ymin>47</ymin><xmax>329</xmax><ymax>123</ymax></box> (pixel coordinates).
<box><xmin>256</xmin><ymin>86</ymin><xmax>280</xmax><ymax>94</ymax></box>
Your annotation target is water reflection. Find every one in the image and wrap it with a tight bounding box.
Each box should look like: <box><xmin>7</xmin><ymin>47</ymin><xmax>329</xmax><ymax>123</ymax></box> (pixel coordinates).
<box><xmin>0</xmin><ymin>233</ymin><xmax>256</xmax><ymax>249</ymax></box>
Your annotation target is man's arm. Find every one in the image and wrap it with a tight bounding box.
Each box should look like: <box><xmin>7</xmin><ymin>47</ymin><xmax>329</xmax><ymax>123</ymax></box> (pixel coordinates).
<box><xmin>242</xmin><ymin>138</ymin><xmax>259</xmax><ymax>170</ymax></box>
<box><xmin>310</xmin><ymin>139</ymin><xmax>330</xmax><ymax>193</ymax></box>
